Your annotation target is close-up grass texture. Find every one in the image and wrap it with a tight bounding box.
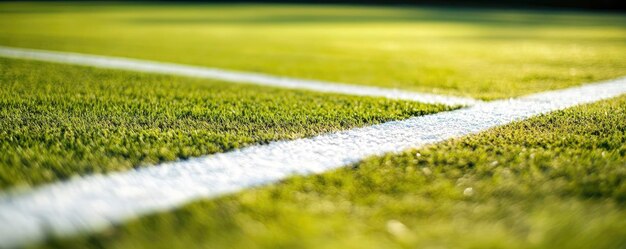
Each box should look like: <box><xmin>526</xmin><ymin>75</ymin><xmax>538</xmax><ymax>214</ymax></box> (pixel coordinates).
<box><xmin>0</xmin><ymin>58</ymin><xmax>449</xmax><ymax>189</ymax></box>
<box><xmin>0</xmin><ymin>3</ymin><xmax>625</xmax><ymax>99</ymax></box>
<box><xmin>40</xmin><ymin>94</ymin><xmax>626</xmax><ymax>249</ymax></box>
<box><xmin>0</xmin><ymin>1</ymin><xmax>625</xmax><ymax>249</ymax></box>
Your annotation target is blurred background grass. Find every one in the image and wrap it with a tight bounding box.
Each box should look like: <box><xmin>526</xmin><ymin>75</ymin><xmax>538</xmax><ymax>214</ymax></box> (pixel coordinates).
<box><xmin>6</xmin><ymin>0</ymin><xmax>623</xmax><ymax>10</ymax></box>
<box><xmin>1</xmin><ymin>3</ymin><xmax>624</xmax><ymax>99</ymax></box>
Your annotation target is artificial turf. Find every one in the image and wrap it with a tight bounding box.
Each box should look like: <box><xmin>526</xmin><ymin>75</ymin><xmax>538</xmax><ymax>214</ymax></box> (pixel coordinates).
<box><xmin>38</xmin><ymin>95</ymin><xmax>626</xmax><ymax>249</ymax></box>
<box><xmin>0</xmin><ymin>58</ymin><xmax>450</xmax><ymax>189</ymax></box>
<box><xmin>1</xmin><ymin>3</ymin><xmax>625</xmax><ymax>99</ymax></box>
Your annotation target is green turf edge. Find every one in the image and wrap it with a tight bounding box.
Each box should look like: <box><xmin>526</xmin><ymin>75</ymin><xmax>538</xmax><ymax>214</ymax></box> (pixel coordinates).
<box><xmin>0</xmin><ymin>57</ymin><xmax>453</xmax><ymax>189</ymax></box>
<box><xmin>33</xmin><ymin>94</ymin><xmax>626</xmax><ymax>249</ymax></box>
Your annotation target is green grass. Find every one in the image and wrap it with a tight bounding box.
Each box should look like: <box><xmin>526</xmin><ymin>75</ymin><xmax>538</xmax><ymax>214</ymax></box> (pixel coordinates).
<box><xmin>39</xmin><ymin>95</ymin><xmax>626</xmax><ymax>249</ymax></box>
<box><xmin>0</xmin><ymin>58</ymin><xmax>449</xmax><ymax>189</ymax></box>
<box><xmin>1</xmin><ymin>3</ymin><xmax>625</xmax><ymax>248</ymax></box>
<box><xmin>1</xmin><ymin>3</ymin><xmax>625</xmax><ymax>99</ymax></box>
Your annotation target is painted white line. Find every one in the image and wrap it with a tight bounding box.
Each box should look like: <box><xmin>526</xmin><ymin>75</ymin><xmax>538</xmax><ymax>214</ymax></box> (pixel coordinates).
<box><xmin>0</xmin><ymin>46</ymin><xmax>479</xmax><ymax>106</ymax></box>
<box><xmin>0</xmin><ymin>77</ymin><xmax>624</xmax><ymax>247</ymax></box>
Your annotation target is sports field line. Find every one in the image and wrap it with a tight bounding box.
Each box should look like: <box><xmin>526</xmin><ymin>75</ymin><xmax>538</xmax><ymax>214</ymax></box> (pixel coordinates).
<box><xmin>1</xmin><ymin>78</ymin><xmax>625</xmax><ymax>248</ymax></box>
<box><xmin>0</xmin><ymin>45</ymin><xmax>479</xmax><ymax>106</ymax></box>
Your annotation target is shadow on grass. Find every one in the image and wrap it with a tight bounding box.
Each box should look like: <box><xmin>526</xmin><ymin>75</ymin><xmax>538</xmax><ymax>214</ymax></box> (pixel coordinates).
<box><xmin>125</xmin><ymin>6</ymin><xmax>625</xmax><ymax>28</ymax></box>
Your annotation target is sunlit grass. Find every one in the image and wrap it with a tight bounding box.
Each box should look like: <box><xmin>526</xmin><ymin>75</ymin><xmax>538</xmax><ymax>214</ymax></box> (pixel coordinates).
<box><xmin>42</xmin><ymin>95</ymin><xmax>626</xmax><ymax>249</ymax></box>
<box><xmin>1</xmin><ymin>3</ymin><xmax>624</xmax><ymax>248</ymax></box>
<box><xmin>1</xmin><ymin>3</ymin><xmax>624</xmax><ymax>99</ymax></box>
<box><xmin>0</xmin><ymin>58</ymin><xmax>448</xmax><ymax>189</ymax></box>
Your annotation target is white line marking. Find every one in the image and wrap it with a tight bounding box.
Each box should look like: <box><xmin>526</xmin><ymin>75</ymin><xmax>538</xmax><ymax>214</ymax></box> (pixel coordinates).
<box><xmin>0</xmin><ymin>77</ymin><xmax>624</xmax><ymax>248</ymax></box>
<box><xmin>0</xmin><ymin>46</ymin><xmax>479</xmax><ymax>106</ymax></box>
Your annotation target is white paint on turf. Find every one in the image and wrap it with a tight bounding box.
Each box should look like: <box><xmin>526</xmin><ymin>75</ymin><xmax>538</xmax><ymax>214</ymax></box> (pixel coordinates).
<box><xmin>0</xmin><ymin>77</ymin><xmax>624</xmax><ymax>248</ymax></box>
<box><xmin>0</xmin><ymin>46</ymin><xmax>479</xmax><ymax>106</ymax></box>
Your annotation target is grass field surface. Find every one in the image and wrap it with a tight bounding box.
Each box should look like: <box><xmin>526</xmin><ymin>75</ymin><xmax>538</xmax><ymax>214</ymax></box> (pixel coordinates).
<box><xmin>1</xmin><ymin>3</ymin><xmax>625</xmax><ymax>99</ymax></box>
<box><xmin>0</xmin><ymin>58</ymin><xmax>449</xmax><ymax>189</ymax></box>
<box><xmin>1</xmin><ymin>2</ymin><xmax>625</xmax><ymax>249</ymax></box>
<box><xmin>38</xmin><ymin>95</ymin><xmax>626</xmax><ymax>249</ymax></box>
